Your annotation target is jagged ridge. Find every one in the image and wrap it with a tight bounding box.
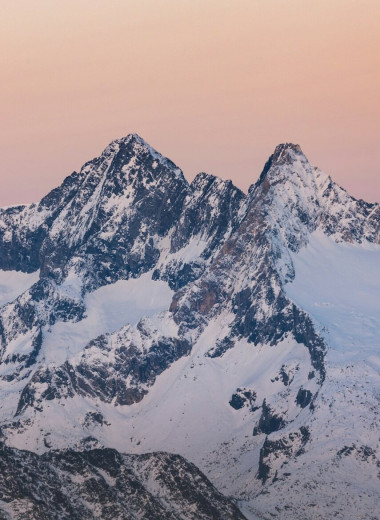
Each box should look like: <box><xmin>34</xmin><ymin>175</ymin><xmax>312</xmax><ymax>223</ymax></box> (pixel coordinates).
<box><xmin>0</xmin><ymin>443</ymin><xmax>247</xmax><ymax>520</ymax></box>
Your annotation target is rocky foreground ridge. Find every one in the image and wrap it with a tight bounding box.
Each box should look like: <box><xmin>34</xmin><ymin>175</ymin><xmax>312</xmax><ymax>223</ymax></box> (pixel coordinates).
<box><xmin>0</xmin><ymin>442</ymin><xmax>246</xmax><ymax>520</ymax></box>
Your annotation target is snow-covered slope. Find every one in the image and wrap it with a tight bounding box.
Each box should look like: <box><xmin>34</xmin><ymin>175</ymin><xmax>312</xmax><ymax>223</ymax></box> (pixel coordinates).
<box><xmin>41</xmin><ymin>272</ymin><xmax>173</xmax><ymax>365</ymax></box>
<box><xmin>286</xmin><ymin>231</ymin><xmax>380</xmax><ymax>360</ymax></box>
<box><xmin>239</xmin><ymin>231</ymin><xmax>380</xmax><ymax>519</ymax></box>
<box><xmin>0</xmin><ymin>135</ymin><xmax>379</xmax><ymax>520</ymax></box>
<box><xmin>0</xmin><ymin>270</ymin><xmax>39</xmax><ymax>307</ymax></box>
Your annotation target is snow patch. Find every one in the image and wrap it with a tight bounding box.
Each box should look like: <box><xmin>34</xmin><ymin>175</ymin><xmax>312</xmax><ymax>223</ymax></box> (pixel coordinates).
<box><xmin>41</xmin><ymin>273</ymin><xmax>173</xmax><ymax>365</ymax></box>
<box><xmin>0</xmin><ymin>270</ymin><xmax>40</xmax><ymax>307</ymax></box>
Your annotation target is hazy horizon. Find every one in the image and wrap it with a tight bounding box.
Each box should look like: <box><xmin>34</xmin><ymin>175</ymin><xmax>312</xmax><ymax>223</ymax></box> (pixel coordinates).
<box><xmin>1</xmin><ymin>0</ymin><xmax>379</xmax><ymax>206</ymax></box>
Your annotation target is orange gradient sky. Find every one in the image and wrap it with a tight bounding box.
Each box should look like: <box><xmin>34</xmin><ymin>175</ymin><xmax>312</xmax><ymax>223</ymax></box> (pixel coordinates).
<box><xmin>0</xmin><ymin>0</ymin><xmax>379</xmax><ymax>205</ymax></box>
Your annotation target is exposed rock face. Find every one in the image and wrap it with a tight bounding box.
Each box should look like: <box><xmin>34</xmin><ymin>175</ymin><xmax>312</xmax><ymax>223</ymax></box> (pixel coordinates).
<box><xmin>296</xmin><ymin>387</ymin><xmax>313</xmax><ymax>409</ymax></box>
<box><xmin>0</xmin><ymin>443</ymin><xmax>247</xmax><ymax>520</ymax></box>
<box><xmin>257</xmin><ymin>426</ymin><xmax>310</xmax><ymax>483</ymax></box>
<box><xmin>38</xmin><ymin>134</ymin><xmax>192</xmax><ymax>289</ymax></box>
<box><xmin>253</xmin><ymin>399</ymin><xmax>287</xmax><ymax>436</ymax></box>
<box><xmin>158</xmin><ymin>172</ymin><xmax>245</xmax><ymax>291</ymax></box>
<box><xmin>0</xmin><ymin>134</ymin><xmax>379</xmax><ymax>520</ymax></box>
<box><xmin>229</xmin><ymin>388</ymin><xmax>257</xmax><ymax>411</ymax></box>
<box><xmin>17</xmin><ymin>318</ymin><xmax>191</xmax><ymax>413</ymax></box>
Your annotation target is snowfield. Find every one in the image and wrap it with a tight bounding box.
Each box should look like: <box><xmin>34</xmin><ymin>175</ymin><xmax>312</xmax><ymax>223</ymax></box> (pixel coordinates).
<box><xmin>286</xmin><ymin>231</ymin><xmax>380</xmax><ymax>365</ymax></box>
<box><xmin>0</xmin><ymin>269</ymin><xmax>39</xmax><ymax>307</ymax></box>
<box><xmin>41</xmin><ymin>272</ymin><xmax>173</xmax><ymax>365</ymax></box>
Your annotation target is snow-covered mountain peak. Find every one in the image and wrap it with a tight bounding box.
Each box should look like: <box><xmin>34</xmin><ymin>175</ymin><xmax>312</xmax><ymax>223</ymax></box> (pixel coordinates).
<box><xmin>191</xmin><ymin>171</ymin><xmax>218</xmax><ymax>189</ymax></box>
<box><xmin>248</xmin><ymin>142</ymin><xmax>379</xmax><ymax>251</ymax></box>
<box><xmin>100</xmin><ymin>132</ymin><xmax>152</xmax><ymax>154</ymax></box>
<box><xmin>103</xmin><ymin>132</ymin><xmax>186</xmax><ymax>182</ymax></box>
<box><xmin>117</xmin><ymin>131</ymin><xmax>145</xmax><ymax>144</ymax></box>
<box><xmin>271</xmin><ymin>142</ymin><xmax>305</xmax><ymax>164</ymax></box>
<box><xmin>256</xmin><ymin>142</ymin><xmax>314</xmax><ymax>191</ymax></box>
<box><xmin>190</xmin><ymin>171</ymin><xmax>239</xmax><ymax>196</ymax></box>
<box><xmin>77</xmin><ymin>133</ymin><xmax>186</xmax><ymax>194</ymax></box>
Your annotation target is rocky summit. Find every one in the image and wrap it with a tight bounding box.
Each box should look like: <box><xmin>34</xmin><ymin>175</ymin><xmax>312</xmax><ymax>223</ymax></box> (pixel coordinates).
<box><xmin>0</xmin><ymin>134</ymin><xmax>379</xmax><ymax>520</ymax></box>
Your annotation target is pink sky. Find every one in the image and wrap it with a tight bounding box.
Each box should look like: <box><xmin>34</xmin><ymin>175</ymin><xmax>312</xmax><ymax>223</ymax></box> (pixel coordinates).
<box><xmin>0</xmin><ymin>0</ymin><xmax>379</xmax><ymax>206</ymax></box>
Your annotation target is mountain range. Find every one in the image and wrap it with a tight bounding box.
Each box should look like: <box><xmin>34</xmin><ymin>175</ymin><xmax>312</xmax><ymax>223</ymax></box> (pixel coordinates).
<box><xmin>0</xmin><ymin>134</ymin><xmax>379</xmax><ymax>519</ymax></box>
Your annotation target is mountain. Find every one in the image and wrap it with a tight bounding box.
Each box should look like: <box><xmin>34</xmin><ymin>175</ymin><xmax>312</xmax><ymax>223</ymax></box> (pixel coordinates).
<box><xmin>0</xmin><ymin>135</ymin><xmax>379</xmax><ymax>520</ymax></box>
